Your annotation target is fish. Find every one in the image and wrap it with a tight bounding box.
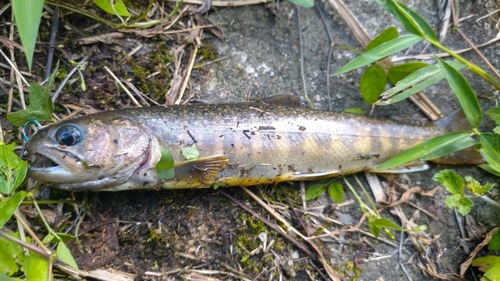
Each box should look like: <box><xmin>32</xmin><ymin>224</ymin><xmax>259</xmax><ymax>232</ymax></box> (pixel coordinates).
<box><xmin>26</xmin><ymin>98</ymin><xmax>483</xmax><ymax>191</ymax></box>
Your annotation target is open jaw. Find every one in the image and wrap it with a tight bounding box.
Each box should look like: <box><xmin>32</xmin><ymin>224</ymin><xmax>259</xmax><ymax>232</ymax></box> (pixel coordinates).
<box><xmin>28</xmin><ymin>148</ymin><xmax>87</xmax><ymax>183</ymax></box>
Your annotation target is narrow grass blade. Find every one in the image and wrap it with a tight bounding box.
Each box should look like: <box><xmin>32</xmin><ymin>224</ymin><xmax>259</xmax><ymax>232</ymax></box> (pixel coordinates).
<box><xmin>436</xmin><ymin>57</ymin><xmax>482</xmax><ymax>128</ymax></box>
<box><xmin>376</xmin><ymin>131</ymin><xmax>477</xmax><ymax>170</ymax></box>
<box><xmin>12</xmin><ymin>0</ymin><xmax>44</xmax><ymax>71</ymax></box>
<box><xmin>335</xmin><ymin>35</ymin><xmax>423</xmax><ymax>75</ymax></box>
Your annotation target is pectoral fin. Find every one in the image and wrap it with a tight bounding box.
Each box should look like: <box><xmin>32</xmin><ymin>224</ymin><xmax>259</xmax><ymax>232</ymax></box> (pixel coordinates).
<box><xmin>173</xmin><ymin>155</ymin><xmax>229</xmax><ymax>185</ymax></box>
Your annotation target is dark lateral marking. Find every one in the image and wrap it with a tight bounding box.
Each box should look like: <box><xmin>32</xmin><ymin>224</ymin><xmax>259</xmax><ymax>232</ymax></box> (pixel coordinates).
<box><xmin>243</xmin><ymin>130</ymin><xmax>251</xmax><ymax>139</ymax></box>
<box><xmin>258</xmin><ymin>126</ymin><xmax>276</xmax><ymax>131</ymax></box>
<box><xmin>298</xmin><ymin>125</ymin><xmax>306</xmax><ymax>131</ymax></box>
<box><xmin>357</xmin><ymin>153</ymin><xmax>380</xmax><ymax>160</ymax></box>
<box><xmin>187</xmin><ymin>130</ymin><xmax>197</xmax><ymax>143</ymax></box>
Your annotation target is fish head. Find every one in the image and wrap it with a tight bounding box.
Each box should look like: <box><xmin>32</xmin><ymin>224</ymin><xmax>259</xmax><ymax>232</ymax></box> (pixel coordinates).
<box><xmin>27</xmin><ymin>116</ymin><xmax>161</xmax><ymax>191</ymax></box>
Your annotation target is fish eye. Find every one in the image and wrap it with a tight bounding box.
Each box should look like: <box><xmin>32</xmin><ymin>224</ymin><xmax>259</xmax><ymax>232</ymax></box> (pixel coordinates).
<box><xmin>55</xmin><ymin>124</ymin><xmax>83</xmax><ymax>146</ymax></box>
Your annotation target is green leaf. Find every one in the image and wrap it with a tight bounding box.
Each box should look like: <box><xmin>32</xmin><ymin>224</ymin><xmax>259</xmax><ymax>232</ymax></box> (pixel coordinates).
<box><xmin>387</xmin><ymin>62</ymin><xmax>428</xmax><ymax>84</ymax></box>
<box><xmin>444</xmin><ymin>194</ymin><xmax>473</xmax><ymax>215</ymax></box>
<box><xmin>360</xmin><ymin>65</ymin><xmax>387</xmax><ymax>104</ymax></box>
<box><xmin>0</xmin><ymin>232</ymin><xmax>23</xmax><ymax>276</ymax></box>
<box><xmin>335</xmin><ymin>35</ymin><xmax>423</xmax><ymax>75</ymax></box>
<box><xmin>487</xmin><ymin>108</ymin><xmax>500</xmax><ymax>125</ymax></box>
<box><xmin>436</xmin><ymin>57</ymin><xmax>482</xmax><ymax>128</ymax></box>
<box><xmin>444</xmin><ymin>194</ymin><xmax>462</xmax><ymax>208</ymax></box>
<box><xmin>0</xmin><ymin>191</ymin><xmax>26</xmax><ymax>229</ymax></box>
<box><xmin>7</xmin><ymin>63</ymin><xmax>59</xmax><ymax>127</ymax></box>
<box><xmin>368</xmin><ymin>222</ymin><xmax>381</xmax><ymax>238</ymax></box>
<box><xmin>327</xmin><ymin>181</ymin><xmax>343</xmax><ymax>203</ymax></box>
<box><xmin>377</xmin><ymin>131</ymin><xmax>477</xmax><ymax>170</ymax></box>
<box><xmin>343</xmin><ymin>108</ymin><xmax>365</xmax><ymax>114</ymax></box>
<box><xmin>12</xmin><ymin>0</ymin><xmax>44</xmax><ymax>71</ymax></box>
<box><xmin>465</xmin><ymin>176</ymin><xmax>494</xmax><ymax>196</ymax></box>
<box><xmin>377</xmin><ymin>60</ymin><xmax>465</xmax><ymax>105</ymax></box>
<box><xmin>57</xmin><ymin>242</ymin><xmax>78</xmax><ymax>269</ymax></box>
<box><xmin>305</xmin><ymin>184</ymin><xmax>326</xmax><ymax>201</ymax></box>
<box><xmin>489</xmin><ymin>230</ymin><xmax>500</xmax><ymax>251</ymax></box>
<box><xmin>432</xmin><ymin>169</ymin><xmax>464</xmax><ymax>195</ymax></box>
<box><xmin>0</xmin><ymin>143</ymin><xmax>28</xmax><ymax>194</ymax></box>
<box><xmin>456</xmin><ymin>197</ymin><xmax>473</xmax><ymax>216</ymax></box>
<box><xmin>494</xmin><ymin>126</ymin><xmax>500</xmax><ymax>135</ymax></box>
<box><xmin>479</xmin><ymin>163</ymin><xmax>500</xmax><ymax>177</ymax></box>
<box><xmin>286</xmin><ymin>0</ymin><xmax>314</xmax><ymax>8</ymax></box>
<box><xmin>365</xmin><ymin>26</ymin><xmax>398</xmax><ymax>52</ymax></box>
<box><xmin>472</xmin><ymin>255</ymin><xmax>500</xmax><ymax>271</ymax></box>
<box><xmin>479</xmin><ymin>133</ymin><xmax>500</xmax><ymax>173</ymax></box>
<box><xmin>42</xmin><ymin>233</ymin><xmax>75</xmax><ymax>244</ymax></box>
<box><xmin>393</xmin><ymin>1</ymin><xmax>438</xmax><ymax>41</ymax></box>
<box><xmin>181</xmin><ymin>144</ymin><xmax>199</xmax><ymax>160</ymax></box>
<box><xmin>371</xmin><ymin>218</ymin><xmax>403</xmax><ymax>231</ymax></box>
<box><xmin>213</xmin><ymin>181</ymin><xmax>226</xmax><ymax>190</ymax></box>
<box><xmin>23</xmin><ymin>252</ymin><xmax>48</xmax><ymax>281</ymax></box>
<box><xmin>156</xmin><ymin>147</ymin><xmax>175</xmax><ymax>181</ymax></box>
<box><xmin>93</xmin><ymin>0</ymin><xmax>131</xmax><ymax>17</ymax></box>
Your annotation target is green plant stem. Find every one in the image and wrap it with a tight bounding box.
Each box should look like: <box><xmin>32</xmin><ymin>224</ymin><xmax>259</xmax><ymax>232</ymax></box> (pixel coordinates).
<box><xmin>343</xmin><ymin>177</ymin><xmax>375</xmax><ymax>216</ymax></box>
<box><xmin>354</xmin><ymin>175</ymin><xmax>379</xmax><ymax>214</ymax></box>
<box><xmin>32</xmin><ymin>198</ymin><xmax>62</xmax><ymax>243</ymax></box>
<box><xmin>430</xmin><ymin>39</ymin><xmax>500</xmax><ymax>90</ymax></box>
<box><xmin>479</xmin><ymin>195</ymin><xmax>500</xmax><ymax>209</ymax></box>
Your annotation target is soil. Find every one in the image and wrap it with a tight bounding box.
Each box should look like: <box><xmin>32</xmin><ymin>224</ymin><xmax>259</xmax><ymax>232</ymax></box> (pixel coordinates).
<box><xmin>3</xmin><ymin>0</ymin><xmax>500</xmax><ymax>280</ymax></box>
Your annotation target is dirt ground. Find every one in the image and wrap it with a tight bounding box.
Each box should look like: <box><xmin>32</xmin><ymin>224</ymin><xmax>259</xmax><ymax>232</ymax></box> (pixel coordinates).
<box><xmin>3</xmin><ymin>0</ymin><xmax>500</xmax><ymax>280</ymax></box>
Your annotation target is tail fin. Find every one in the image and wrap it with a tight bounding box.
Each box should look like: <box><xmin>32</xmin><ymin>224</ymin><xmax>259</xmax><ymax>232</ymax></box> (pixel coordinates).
<box><xmin>431</xmin><ymin>109</ymin><xmax>484</xmax><ymax>165</ymax></box>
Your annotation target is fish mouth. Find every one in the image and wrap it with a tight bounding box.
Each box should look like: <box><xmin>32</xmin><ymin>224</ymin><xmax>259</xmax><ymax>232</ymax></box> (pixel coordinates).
<box><xmin>28</xmin><ymin>148</ymin><xmax>87</xmax><ymax>182</ymax></box>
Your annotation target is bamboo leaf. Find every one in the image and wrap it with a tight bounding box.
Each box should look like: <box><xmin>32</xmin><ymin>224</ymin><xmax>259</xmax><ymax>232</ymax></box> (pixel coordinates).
<box><xmin>377</xmin><ymin>60</ymin><xmax>465</xmax><ymax>105</ymax></box>
<box><xmin>375</xmin><ymin>0</ymin><xmax>437</xmax><ymax>41</ymax></box>
<box><xmin>387</xmin><ymin>62</ymin><xmax>428</xmax><ymax>84</ymax></box>
<box><xmin>486</xmin><ymin>107</ymin><xmax>500</xmax><ymax>126</ymax></box>
<box><xmin>376</xmin><ymin>131</ymin><xmax>477</xmax><ymax>170</ymax></box>
<box><xmin>365</xmin><ymin>26</ymin><xmax>398</xmax><ymax>52</ymax></box>
<box><xmin>12</xmin><ymin>0</ymin><xmax>44</xmax><ymax>71</ymax></box>
<box><xmin>335</xmin><ymin>35</ymin><xmax>423</xmax><ymax>75</ymax></box>
<box><xmin>360</xmin><ymin>65</ymin><xmax>387</xmax><ymax>104</ymax></box>
<box><xmin>393</xmin><ymin>1</ymin><xmax>438</xmax><ymax>41</ymax></box>
<box><xmin>479</xmin><ymin>133</ymin><xmax>500</xmax><ymax>173</ymax></box>
<box><xmin>436</xmin><ymin>57</ymin><xmax>482</xmax><ymax>128</ymax></box>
